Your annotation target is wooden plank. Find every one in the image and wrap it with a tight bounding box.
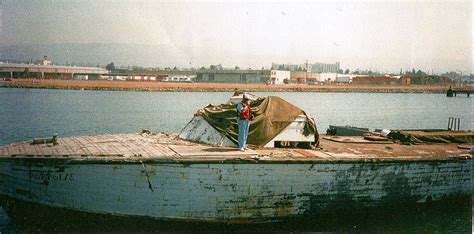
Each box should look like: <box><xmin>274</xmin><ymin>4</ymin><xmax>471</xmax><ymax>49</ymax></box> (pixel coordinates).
<box><xmin>61</xmin><ymin>140</ymin><xmax>76</xmax><ymax>156</ymax></box>
<box><xmin>310</xmin><ymin>151</ymin><xmax>335</xmax><ymax>159</ymax></box>
<box><xmin>63</xmin><ymin>137</ymin><xmax>80</xmax><ymax>156</ymax></box>
<box><xmin>75</xmin><ymin>137</ymin><xmax>90</xmax><ymax>155</ymax></box>
<box><xmin>136</xmin><ymin>140</ymin><xmax>154</xmax><ymax>157</ymax></box>
<box><xmin>118</xmin><ymin>139</ymin><xmax>140</xmax><ymax>157</ymax></box>
<box><xmin>83</xmin><ymin>136</ymin><xmax>102</xmax><ymax>156</ymax></box>
<box><xmin>160</xmin><ymin>145</ymin><xmax>178</xmax><ymax>157</ymax></box>
<box><xmin>103</xmin><ymin>142</ymin><xmax>120</xmax><ymax>156</ymax></box>
<box><xmin>32</xmin><ymin>144</ymin><xmax>42</xmax><ymax>156</ymax></box>
<box><xmin>293</xmin><ymin>149</ymin><xmax>315</xmax><ymax>157</ymax></box>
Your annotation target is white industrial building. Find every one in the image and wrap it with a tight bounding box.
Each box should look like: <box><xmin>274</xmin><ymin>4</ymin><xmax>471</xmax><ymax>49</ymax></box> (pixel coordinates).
<box><xmin>269</xmin><ymin>70</ymin><xmax>290</xmax><ymax>84</ymax></box>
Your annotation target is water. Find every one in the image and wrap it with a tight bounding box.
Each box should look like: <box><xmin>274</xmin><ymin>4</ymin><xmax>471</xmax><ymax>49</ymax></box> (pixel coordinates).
<box><xmin>0</xmin><ymin>88</ymin><xmax>472</xmax><ymax>146</ymax></box>
<box><xmin>0</xmin><ymin>87</ymin><xmax>472</xmax><ymax>232</ymax></box>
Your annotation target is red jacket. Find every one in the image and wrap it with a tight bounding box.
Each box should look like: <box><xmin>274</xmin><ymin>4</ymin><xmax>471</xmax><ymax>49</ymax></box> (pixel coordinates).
<box><xmin>238</xmin><ymin>102</ymin><xmax>252</xmax><ymax>120</ymax></box>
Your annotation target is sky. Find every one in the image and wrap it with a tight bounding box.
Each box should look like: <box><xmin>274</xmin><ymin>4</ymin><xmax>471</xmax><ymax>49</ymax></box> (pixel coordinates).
<box><xmin>0</xmin><ymin>0</ymin><xmax>472</xmax><ymax>74</ymax></box>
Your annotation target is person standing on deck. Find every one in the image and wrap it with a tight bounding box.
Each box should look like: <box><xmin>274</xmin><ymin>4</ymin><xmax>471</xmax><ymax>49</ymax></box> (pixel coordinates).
<box><xmin>236</xmin><ymin>94</ymin><xmax>253</xmax><ymax>151</ymax></box>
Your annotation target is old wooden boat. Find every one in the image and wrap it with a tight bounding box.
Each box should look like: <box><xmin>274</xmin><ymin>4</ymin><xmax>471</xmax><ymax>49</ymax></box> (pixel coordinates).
<box><xmin>0</xmin><ymin>93</ymin><xmax>472</xmax><ymax>223</ymax></box>
<box><xmin>1</xmin><ymin>133</ymin><xmax>472</xmax><ymax>223</ymax></box>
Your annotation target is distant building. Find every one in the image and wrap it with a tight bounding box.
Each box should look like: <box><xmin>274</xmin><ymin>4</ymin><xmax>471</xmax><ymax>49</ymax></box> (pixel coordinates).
<box><xmin>196</xmin><ymin>70</ymin><xmax>265</xmax><ymax>83</ymax></box>
<box><xmin>272</xmin><ymin>61</ymin><xmax>340</xmax><ymax>73</ymax></box>
<box><xmin>335</xmin><ymin>74</ymin><xmax>353</xmax><ymax>83</ymax></box>
<box><xmin>0</xmin><ymin>63</ymin><xmax>108</xmax><ymax>79</ymax></box>
<box><xmin>440</xmin><ymin>72</ymin><xmax>470</xmax><ymax>84</ymax></box>
<box><xmin>290</xmin><ymin>71</ymin><xmax>320</xmax><ymax>84</ymax></box>
<box><xmin>74</xmin><ymin>75</ymin><xmax>89</xmax><ymax>80</ymax></box>
<box><xmin>128</xmin><ymin>75</ymin><xmax>161</xmax><ymax>81</ymax></box>
<box><xmin>271</xmin><ymin>63</ymin><xmax>300</xmax><ymax>71</ymax></box>
<box><xmin>318</xmin><ymin>73</ymin><xmax>354</xmax><ymax>83</ymax></box>
<box><xmin>319</xmin><ymin>73</ymin><xmax>338</xmax><ymax>83</ymax></box>
<box><xmin>352</xmin><ymin>76</ymin><xmax>411</xmax><ymax>85</ymax></box>
<box><xmin>35</xmin><ymin>56</ymin><xmax>53</xmax><ymax>66</ymax></box>
<box><xmin>400</xmin><ymin>76</ymin><xmax>411</xmax><ymax>85</ymax></box>
<box><xmin>109</xmin><ymin>74</ymin><xmax>128</xmax><ymax>81</ymax></box>
<box><xmin>111</xmin><ymin>69</ymin><xmax>195</xmax><ymax>81</ymax></box>
<box><xmin>268</xmin><ymin>70</ymin><xmax>290</xmax><ymax>84</ymax></box>
<box><xmin>310</xmin><ymin>62</ymin><xmax>340</xmax><ymax>73</ymax></box>
<box><xmin>162</xmin><ymin>75</ymin><xmax>196</xmax><ymax>82</ymax></box>
<box><xmin>109</xmin><ymin>69</ymin><xmax>195</xmax><ymax>82</ymax></box>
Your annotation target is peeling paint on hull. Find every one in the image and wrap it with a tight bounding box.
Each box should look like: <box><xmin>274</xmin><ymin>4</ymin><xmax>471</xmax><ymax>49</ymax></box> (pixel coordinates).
<box><xmin>0</xmin><ymin>159</ymin><xmax>471</xmax><ymax>223</ymax></box>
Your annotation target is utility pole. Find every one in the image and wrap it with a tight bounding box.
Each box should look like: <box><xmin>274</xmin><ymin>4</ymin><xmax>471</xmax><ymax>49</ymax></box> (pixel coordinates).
<box><xmin>456</xmin><ymin>69</ymin><xmax>463</xmax><ymax>87</ymax></box>
<box><xmin>305</xmin><ymin>60</ymin><xmax>308</xmax><ymax>84</ymax></box>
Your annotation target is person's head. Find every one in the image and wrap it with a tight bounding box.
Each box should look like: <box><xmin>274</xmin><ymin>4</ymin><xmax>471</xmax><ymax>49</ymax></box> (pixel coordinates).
<box><xmin>242</xmin><ymin>94</ymin><xmax>250</xmax><ymax>103</ymax></box>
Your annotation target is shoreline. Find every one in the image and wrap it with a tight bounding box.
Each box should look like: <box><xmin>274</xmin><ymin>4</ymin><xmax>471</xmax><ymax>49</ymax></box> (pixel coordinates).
<box><xmin>0</xmin><ymin>79</ymin><xmax>455</xmax><ymax>93</ymax></box>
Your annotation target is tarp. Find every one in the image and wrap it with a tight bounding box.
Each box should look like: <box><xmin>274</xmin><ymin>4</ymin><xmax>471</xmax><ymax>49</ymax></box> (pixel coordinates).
<box><xmin>195</xmin><ymin>96</ymin><xmax>318</xmax><ymax>148</ymax></box>
<box><xmin>388</xmin><ymin>130</ymin><xmax>474</xmax><ymax>144</ymax></box>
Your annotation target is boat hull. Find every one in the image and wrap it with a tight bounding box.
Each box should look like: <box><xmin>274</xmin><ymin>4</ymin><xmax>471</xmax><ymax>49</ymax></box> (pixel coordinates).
<box><xmin>0</xmin><ymin>158</ymin><xmax>471</xmax><ymax>223</ymax></box>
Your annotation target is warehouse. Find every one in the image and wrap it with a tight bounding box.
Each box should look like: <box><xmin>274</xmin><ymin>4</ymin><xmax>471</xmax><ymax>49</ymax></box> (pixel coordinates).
<box><xmin>196</xmin><ymin>70</ymin><xmax>266</xmax><ymax>83</ymax></box>
<box><xmin>0</xmin><ymin>63</ymin><xmax>108</xmax><ymax>79</ymax></box>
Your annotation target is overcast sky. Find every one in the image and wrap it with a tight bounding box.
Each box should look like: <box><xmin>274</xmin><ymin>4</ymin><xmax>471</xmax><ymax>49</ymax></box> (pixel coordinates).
<box><xmin>1</xmin><ymin>0</ymin><xmax>472</xmax><ymax>74</ymax></box>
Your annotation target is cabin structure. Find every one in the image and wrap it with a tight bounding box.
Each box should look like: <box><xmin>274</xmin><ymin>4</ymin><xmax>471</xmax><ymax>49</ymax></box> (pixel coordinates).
<box><xmin>179</xmin><ymin>93</ymin><xmax>318</xmax><ymax>148</ymax></box>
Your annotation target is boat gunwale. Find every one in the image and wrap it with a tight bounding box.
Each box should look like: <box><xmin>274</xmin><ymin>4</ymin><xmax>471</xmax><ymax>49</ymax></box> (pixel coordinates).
<box><xmin>0</xmin><ymin>155</ymin><xmax>471</xmax><ymax>164</ymax></box>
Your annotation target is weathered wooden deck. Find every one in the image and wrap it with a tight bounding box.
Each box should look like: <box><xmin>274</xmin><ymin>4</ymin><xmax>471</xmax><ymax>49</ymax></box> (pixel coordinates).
<box><xmin>0</xmin><ymin>132</ymin><xmax>472</xmax><ymax>223</ymax></box>
<box><xmin>0</xmin><ymin>132</ymin><xmax>471</xmax><ymax>162</ymax></box>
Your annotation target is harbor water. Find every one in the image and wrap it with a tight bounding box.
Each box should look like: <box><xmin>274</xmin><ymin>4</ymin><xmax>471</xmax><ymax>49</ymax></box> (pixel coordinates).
<box><xmin>0</xmin><ymin>87</ymin><xmax>472</xmax><ymax>232</ymax></box>
<box><xmin>0</xmin><ymin>88</ymin><xmax>472</xmax><ymax>146</ymax></box>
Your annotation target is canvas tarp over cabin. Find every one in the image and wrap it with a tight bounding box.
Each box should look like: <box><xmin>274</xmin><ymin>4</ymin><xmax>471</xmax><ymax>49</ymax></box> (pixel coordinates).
<box><xmin>179</xmin><ymin>95</ymin><xmax>319</xmax><ymax>148</ymax></box>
